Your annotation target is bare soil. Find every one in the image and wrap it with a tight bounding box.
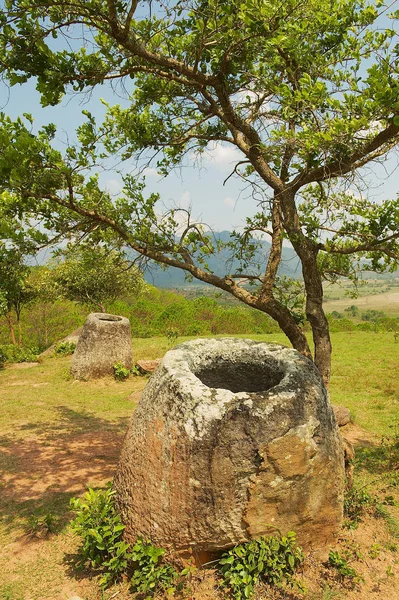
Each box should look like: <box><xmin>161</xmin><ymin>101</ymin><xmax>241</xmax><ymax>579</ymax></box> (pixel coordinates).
<box><xmin>2</xmin><ymin>418</ymin><xmax>399</xmax><ymax>599</ymax></box>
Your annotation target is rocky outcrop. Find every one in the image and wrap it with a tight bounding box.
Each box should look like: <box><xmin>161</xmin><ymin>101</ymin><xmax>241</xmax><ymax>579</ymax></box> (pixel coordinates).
<box><xmin>332</xmin><ymin>404</ymin><xmax>351</xmax><ymax>427</ymax></box>
<box><xmin>114</xmin><ymin>338</ymin><xmax>344</xmax><ymax>559</ymax></box>
<box><xmin>136</xmin><ymin>359</ymin><xmax>162</xmax><ymax>374</ymax></box>
<box><xmin>70</xmin><ymin>313</ymin><xmax>132</xmax><ymax>380</ymax></box>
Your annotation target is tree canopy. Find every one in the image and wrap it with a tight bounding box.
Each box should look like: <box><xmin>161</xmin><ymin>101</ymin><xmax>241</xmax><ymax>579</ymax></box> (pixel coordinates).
<box><xmin>52</xmin><ymin>244</ymin><xmax>144</xmax><ymax>312</ymax></box>
<box><xmin>0</xmin><ymin>244</ymin><xmax>36</xmax><ymax>344</ymax></box>
<box><xmin>0</xmin><ymin>0</ymin><xmax>398</xmax><ymax>383</ymax></box>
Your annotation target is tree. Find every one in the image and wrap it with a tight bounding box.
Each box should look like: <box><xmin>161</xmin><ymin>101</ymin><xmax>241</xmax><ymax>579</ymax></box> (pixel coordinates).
<box><xmin>0</xmin><ymin>0</ymin><xmax>399</xmax><ymax>383</ymax></box>
<box><xmin>0</xmin><ymin>246</ymin><xmax>36</xmax><ymax>345</ymax></box>
<box><xmin>52</xmin><ymin>244</ymin><xmax>144</xmax><ymax>312</ymax></box>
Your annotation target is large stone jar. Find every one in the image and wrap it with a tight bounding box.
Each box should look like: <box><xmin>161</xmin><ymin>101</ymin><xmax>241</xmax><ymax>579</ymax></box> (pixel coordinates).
<box><xmin>70</xmin><ymin>313</ymin><xmax>132</xmax><ymax>380</ymax></box>
<box><xmin>114</xmin><ymin>338</ymin><xmax>344</xmax><ymax>559</ymax></box>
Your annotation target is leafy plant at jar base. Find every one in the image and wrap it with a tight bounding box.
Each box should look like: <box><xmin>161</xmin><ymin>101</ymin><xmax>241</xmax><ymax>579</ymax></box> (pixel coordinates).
<box><xmin>113</xmin><ymin>362</ymin><xmax>130</xmax><ymax>381</ymax></box>
<box><xmin>328</xmin><ymin>550</ymin><xmax>363</xmax><ymax>586</ymax></box>
<box><xmin>129</xmin><ymin>537</ymin><xmax>181</xmax><ymax>598</ymax></box>
<box><xmin>130</xmin><ymin>364</ymin><xmax>141</xmax><ymax>376</ymax></box>
<box><xmin>70</xmin><ymin>483</ymin><xmax>129</xmax><ymax>587</ymax></box>
<box><xmin>70</xmin><ymin>483</ymin><xmax>184</xmax><ymax>595</ymax></box>
<box><xmin>218</xmin><ymin>531</ymin><xmax>304</xmax><ymax>600</ymax></box>
<box><xmin>343</xmin><ymin>486</ymin><xmax>373</xmax><ymax>528</ymax></box>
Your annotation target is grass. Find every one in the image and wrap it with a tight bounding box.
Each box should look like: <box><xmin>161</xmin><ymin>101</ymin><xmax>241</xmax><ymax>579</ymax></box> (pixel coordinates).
<box><xmin>323</xmin><ymin>283</ymin><xmax>399</xmax><ymax>317</ymax></box>
<box><xmin>131</xmin><ymin>331</ymin><xmax>399</xmax><ymax>437</ymax></box>
<box><xmin>0</xmin><ymin>331</ymin><xmax>398</xmax><ymax>599</ymax></box>
<box><xmin>0</xmin><ymin>356</ymin><xmax>145</xmax><ymax>439</ymax></box>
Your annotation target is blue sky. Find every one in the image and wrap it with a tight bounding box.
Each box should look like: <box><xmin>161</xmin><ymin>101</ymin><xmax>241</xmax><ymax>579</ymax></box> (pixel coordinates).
<box><xmin>0</xmin><ymin>76</ymin><xmax>261</xmax><ymax>233</ymax></box>
<box><xmin>1</xmin><ymin>68</ymin><xmax>398</xmax><ymax>236</ymax></box>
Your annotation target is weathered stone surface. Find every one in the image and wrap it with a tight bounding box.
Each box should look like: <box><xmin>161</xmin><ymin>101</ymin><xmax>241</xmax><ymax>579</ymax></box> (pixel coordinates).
<box><xmin>70</xmin><ymin>313</ymin><xmax>132</xmax><ymax>380</ymax></box>
<box><xmin>136</xmin><ymin>359</ymin><xmax>162</xmax><ymax>374</ymax></box>
<box><xmin>114</xmin><ymin>338</ymin><xmax>344</xmax><ymax>559</ymax></box>
<box><xmin>39</xmin><ymin>327</ymin><xmax>82</xmax><ymax>358</ymax></box>
<box><xmin>332</xmin><ymin>404</ymin><xmax>351</xmax><ymax>427</ymax></box>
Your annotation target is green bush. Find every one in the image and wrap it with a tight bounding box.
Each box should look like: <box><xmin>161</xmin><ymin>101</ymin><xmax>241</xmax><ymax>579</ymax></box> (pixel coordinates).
<box><xmin>165</xmin><ymin>327</ymin><xmax>179</xmax><ymax>346</ymax></box>
<box><xmin>130</xmin><ymin>537</ymin><xmax>181</xmax><ymax>597</ymax></box>
<box><xmin>70</xmin><ymin>483</ymin><xmax>130</xmax><ymax>588</ymax></box>
<box><xmin>355</xmin><ymin>322</ymin><xmax>376</xmax><ymax>332</ymax></box>
<box><xmin>328</xmin><ymin>550</ymin><xmax>363</xmax><ymax>585</ymax></box>
<box><xmin>54</xmin><ymin>341</ymin><xmax>76</xmax><ymax>356</ymax></box>
<box><xmin>344</xmin><ymin>487</ymin><xmax>373</xmax><ymax>528</ymax></box>
<box><xmin>218</xmin><ymin>532</ymin><xmax>304</xmax><ymax>600</ymax></box>
<box><xmin>113</xmin><ymin>362</ymin><xmax>130</xmax><ymax>381</ymax></box>
<box><xmin>0</xmin><ymin>344</ymin><xmax>39</xmax><ymax>364</ymax></box>
<box><xmin>0</xmin><ymin>347</ymin><xmax>6</xmax><ymax>368</ymax></box>
<box><xmin>327</xmin><ymin>317</ymin><xmax>355</xmax><ymax>332</ymax></box>
<box><xmin>70</xmin><ymin>484</ymin><xmax>183</xmax><ymax>595</ymax></box>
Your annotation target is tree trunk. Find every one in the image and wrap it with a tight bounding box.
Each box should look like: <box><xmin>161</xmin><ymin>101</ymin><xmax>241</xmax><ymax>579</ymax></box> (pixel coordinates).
<box><xmin>257</xmin><ymin>297</ymin><xmax>312</xmax><ymax>360</ymax></box>
<box><xmin>15</xmin><ymin>306</ymin><xmax>23</xmax><ymax>346</ymax></box>
<box><xmin>299</xmin><ymin>244</ymin><xmax>332</xmax><ymax>386</ymax></box>
<box><xmin>278</xmin><ymin>190</ymin><xmax>332</xmax><ymax>386</ymax></box>
<box><xmin>17</xmin><ymin>320</ymin><xmax>22</xmax><ymax>346</ymax></box>
<box><xmin>6</xmin><ymin>311</ymin><xmax>16</xmax><ymax>345</ymax></box>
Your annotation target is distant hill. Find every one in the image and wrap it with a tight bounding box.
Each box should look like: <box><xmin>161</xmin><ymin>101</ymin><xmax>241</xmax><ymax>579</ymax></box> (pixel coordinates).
<box><xmin>29</xmin><ymin>231</ymin><xmax>399</xmax><ymax>291</ymax></box>
<box><xmin>142</xmin><ymin>231</ymin><xmax>302</xmax><ymax>288</ymax></box>
<box><xmin>30</xmin><ymin>230</ymin><xmax>302</xmax><ymax>289</ymax></box>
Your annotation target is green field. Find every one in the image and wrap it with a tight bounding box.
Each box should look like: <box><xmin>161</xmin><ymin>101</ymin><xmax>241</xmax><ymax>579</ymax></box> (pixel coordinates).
<box><xmin>130</xmin><ymin>331</ymin><xmax>399</xmax><ymax>436</ymax></box>
<box><xmin>1</xmin><ymin>332</ymin><xmax>399</xmax><ymax>599</ymax></box>
<box><xmin>323</xmin><ymin>278</ymin><xmax>399</xmax><ymax>318</ymax></box>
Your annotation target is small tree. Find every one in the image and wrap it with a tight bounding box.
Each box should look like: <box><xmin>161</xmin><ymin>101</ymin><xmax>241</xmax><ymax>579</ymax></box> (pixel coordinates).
<box><xmin>53</xmin><ymin>244</ymin><xmax>144</xmax><ymax>312</ymax></box>
<box><xmin>0</xmin><ymin>246</ymin><xmax>36</xmax><ymax>345</ymax></box>
<box><xmin>0</xmin><ymin>0</ymin><xmax>399</xmax><ymax>383</ymax></box>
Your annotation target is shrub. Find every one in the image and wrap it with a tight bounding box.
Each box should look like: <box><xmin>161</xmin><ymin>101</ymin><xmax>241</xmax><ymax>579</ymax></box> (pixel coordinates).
<box><xmin>328</xmin><ymin>550</ymin><xmax>363</xmax><ymax>585</ymax></box>
<box><xmin>54</xmin><ymin>341</ymin><xmax>76</xmax><ymax>356</ymax></box>
<box><xmin>0</xmin><ymin>347</ymin><xmax>6</xmax><ymax>369</ymax></box>
<box><xmin>328</xmin><ymin>318</ymin><xmax>355</xmax><ymax>332</ymax></box>
<box><xmin>361</xmin><ymin>309</ymin><xmax>385</xmax><ymax>322</ymax></box>
<box><xmin>344</xmin><ymin>487</ymin><xmax>373</xmax><ymax>528</ymax></box>
<box><xmin>165</xmin><ymin>327</ymin><xmax>179</xmax><ymax>346</ymax></box>
<box><xmin>130</xmin><ymin>537</ymin><xmax>181</xmax><ymax>597</ymax></box>
<box><xmin>218</xmin><ymin>532</ymin><xmax>304</xmax><ymax>600</ymax></box>
<box><xmin>0</xmin><ymin>344</ymin><xmax>39</xmax><ymax>364</ymax></box>
<box><xmin>113</xmin><ymin>362</ymin><xmax>130</xmax><ymax>381</ymax></box>
<box><xmin>27</xmin><ymin>513</ymin><xmax>59</xmax><ymax>538</ymax></box>
<box><xmin>70</xmin><ymin>484</ymin><xmax>183</xmax><ymax>595</ymax></box>
<box><xmin>70</xmin><ymin>484</ymin><xmax>131</xmax><ymax>588</ymax></box>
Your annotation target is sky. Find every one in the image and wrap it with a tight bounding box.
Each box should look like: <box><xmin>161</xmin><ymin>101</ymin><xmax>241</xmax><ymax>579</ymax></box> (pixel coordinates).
<box><xmin>0</xmin><ymin>9</ymin><xmax>398</xmax><ymax>237</ymax></box>
<box><xmin>0</xmin><ymin>75</ymin><xmax>261</xmax><ymax>233</ymax></box>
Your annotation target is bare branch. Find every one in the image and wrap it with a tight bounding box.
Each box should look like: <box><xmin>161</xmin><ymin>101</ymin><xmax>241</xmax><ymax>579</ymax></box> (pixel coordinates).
<box><xmin>294</xmin><ymin>122</ymin><xmax>399</xmax><ymax>188</ymax></box>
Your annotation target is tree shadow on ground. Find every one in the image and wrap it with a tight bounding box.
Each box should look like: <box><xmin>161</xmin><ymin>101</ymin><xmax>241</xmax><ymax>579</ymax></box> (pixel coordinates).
<box><xmin>18</xmin><ymin>405</ymin><xmax>130</xmax><ymax>439</ymax></box>
<box><xmin>355</xmin><ymin>438</ymin><xmax>399</xmax><ymax>476</ymax></box>
<box><xmin>63</xmin><ymin>550</ymin><xmax>101</xmax><ymax>584</ymax></box>
<box><xmin>0</xmin><ymin>406</ymin><xmax>130</xmax><ymax>533</ymax></box>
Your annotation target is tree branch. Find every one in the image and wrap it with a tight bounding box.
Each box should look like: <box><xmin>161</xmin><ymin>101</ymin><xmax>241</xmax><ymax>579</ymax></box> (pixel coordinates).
<box><xmin>293</xmin><ymin>121</ymin><xmax>399</xmax><ymax>188</ymax></box>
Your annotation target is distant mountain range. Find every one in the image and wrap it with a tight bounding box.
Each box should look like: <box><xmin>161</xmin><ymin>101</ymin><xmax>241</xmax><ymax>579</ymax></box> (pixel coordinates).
<box><xmin>142</xmin><ymin>231</ymin><xmax>302</xmax><ymax>288</ymax></box>
<box><xmin>30</xmin><ymin>230</ymin><xmax>399</xmax><ymax>289</ymax></box>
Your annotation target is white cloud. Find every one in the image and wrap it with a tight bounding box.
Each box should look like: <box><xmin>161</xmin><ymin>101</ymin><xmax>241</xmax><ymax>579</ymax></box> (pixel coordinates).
<box><xmin>180</xmin><ymin>190</ymin><xmax>191</xmax><ymax>208</ymax></box>
<box><xmin>231</xmin><ymin>89</ymin><xmax>258</xmax><ymax>103</ymax></box>
<box><xmin>224</xmin><ymin>196</ymin><xmax>236</xmax><ymax>208</ymax></box>
<box><xmin>192</xmin><ymin>141</ymin><xmax>242</xmax><ymax>168</ymax></box>
<box><xmin>104</xmin><ymin>178</ymin><xmax>123</xmax><ymax>196</ymax></box>
<box><xmin>142</xmin><ymin>167</ymin><xmax>158</xmax><ymax>177</ymax></box>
